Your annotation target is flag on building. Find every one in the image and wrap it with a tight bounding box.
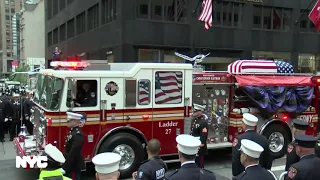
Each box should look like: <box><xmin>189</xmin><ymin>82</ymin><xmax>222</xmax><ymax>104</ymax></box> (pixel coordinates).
<box><xmin>198</xmin><ymin>0</ymin><xmax>212</xmax><ymax>30</ymax></box>
<box><xmin>308</xmin><ymin>0</ymin><xmax>320</xmax><ymax>31</ymax></box>
<box><xmin>168</xmin><ymin>0</ymin><xmax>186</xmax><ymax>21</ymax></box>
<box><xmin>227</xmin><ymin>60</ymin><xmax>294</xmax><ymax>74</ymax></box>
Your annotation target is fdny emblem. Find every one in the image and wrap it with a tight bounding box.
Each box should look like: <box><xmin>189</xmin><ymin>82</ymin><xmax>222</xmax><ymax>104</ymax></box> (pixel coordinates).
<box><xmin>288</xmin><ymin>167</ymin><xmax>297</xmax><ymax>178</ymax></box>
<box><xmin>287</xmin><ymin>144</ymin><xmax>294</xmax><ymax>153</ymax></box>
<box><xmin>232</xmin><ymin>138</ymin><xmax>238</xmax><ymax>147</ymax></box>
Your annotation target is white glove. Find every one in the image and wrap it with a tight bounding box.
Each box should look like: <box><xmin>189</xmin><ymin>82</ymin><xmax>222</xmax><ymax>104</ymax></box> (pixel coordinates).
<box><xmin>4</xmin><ymin>118</ymin><xmax>8</xmax><ymax>122</ymax></box>
<box><xmin>26</xmin><ymin>116</ymin><xmax>29</xmax><ymax>120</ymax></box>
<box><xmin>60</xmin><ymin>168</ymin><xmax>66</xmax><ymax>174</ymax></box>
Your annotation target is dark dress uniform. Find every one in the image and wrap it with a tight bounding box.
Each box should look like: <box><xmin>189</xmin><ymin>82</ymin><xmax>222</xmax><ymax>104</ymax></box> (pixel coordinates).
<box><xmin>285</xmin><ymin>134</ymin><xmax>320</xmax><ymax>180</ymax></box>
<box><xmin>9</xmin><ymin>97</ymin><xmax>22</xmax><ymax>140</ymax></box>
<box><xmin>62</xmin><ymin>127</ymin><xmax>85</xmax><ymax>180</ymax></box>
<box><xmin>164</xmin><ymin>163</ymin><xmax>216</xmax><ymax>180</ymax></box>
<box><xmin>234</xmin><ymin>165</ymin><xmax>276</xmax><ymax>180</ymax></box>
<box><xmin>285</xmin><ymin>119</ymin><xmax>309</xmax><ymax>171</ymax></box>
<box><xmin>232</xmin><ymin>129</ymin><xmax>272</xmax><ymax>176</ymax></box>
<box><xmin>136</xmin><ymin>156</ymin><xmax>168</xmax><ymax>180</ymax></box>
<box><xmin>76</xmin><ymin>89</ymin><xmax>96</xmax><ymax>107</ymax></box>
<box><xmin>0</xmin><ymin>98</ymin><xmax>7</xmax><ymax>142</ymax></box>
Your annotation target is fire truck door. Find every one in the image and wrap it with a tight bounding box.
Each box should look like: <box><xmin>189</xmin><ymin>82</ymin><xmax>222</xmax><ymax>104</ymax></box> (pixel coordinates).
<box><xmin>100</xmin><ymin>78</ymin><xmax>124</xmax><ymax>124</ymax></box>
<box><xmin>152</xmin><ymin>70</ymin><xmax>185</xmax><ymax>155</ymax></box>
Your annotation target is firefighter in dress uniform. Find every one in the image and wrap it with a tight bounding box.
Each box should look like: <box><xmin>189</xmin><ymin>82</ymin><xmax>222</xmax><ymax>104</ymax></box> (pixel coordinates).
<box><xmin>4</xmin><ymin>91</ymin><xmax>12</xmax><ymax>135</ymax></box>
<box><xmin>0</xmin><ymin>95</ymin><xmax>7</xmax><ymax>142</ymax></box>
<box><xmin>285</xmin><ymin>134</ymin><xmax>320</xmax><ymax>180</ymax></box>
<box><xmin>132</xmin><ymin>139</ymin><xmax>167</xmax><ymax>180</ymax></box>
<box><xmin>285</xmin><ymin>119</ymin><xmax>314</xmax><ymax>171</ymax></box>
<box><xmin>232</xmin><ymin>113</ymin><xmax>272</xmax><ymax>178</ymax></box>
<box><xmin>92</xmin><ymin>152</ymin><xmax>121</xmax><ymax>180</ymax></box>
<box><xmin>190</xmin><ymin>103</ymin><xmax>208</xmax><ymax>168</ymax></box>
<box><xmin>234</xmin><ymin>139</ymin><xmax>276</xmax><ymax>180</ymax></box>
<box><xmin>164</xmin><ymin>134</ymin><xmax>216</xmax><ymax>180</ymax></box>
<box><xmin>9</xmin><ymin>93</ymin><xmax>22</xmax><ymax>141</ymax></box>
<box><xmin>21</xmin><ymin>91</ymin><xmax>33</xmax><ymax>135</ymax></box>
<box><xmin>38</xmin><ymin>144</ymin><xmax>72</xmax><ymax>180</ymax></box>
<box><xmin>61</xmin><ymin>112</ymin><xmax>85</xmax><ymax>180</ymax></box>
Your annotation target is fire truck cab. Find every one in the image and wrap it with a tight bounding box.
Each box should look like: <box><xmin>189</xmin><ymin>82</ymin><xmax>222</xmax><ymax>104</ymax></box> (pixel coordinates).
<box><xmin>13</xmin><ymin>60</ymin><xmax>320</xmax><ymax>178</ymax></box>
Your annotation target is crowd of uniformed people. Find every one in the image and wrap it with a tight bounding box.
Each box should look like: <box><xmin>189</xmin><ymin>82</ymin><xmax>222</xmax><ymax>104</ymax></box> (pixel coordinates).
<box><xmin>0</xmin><ymin>87</ymin><xmax>33</xmax><ymax>142</ymax></box>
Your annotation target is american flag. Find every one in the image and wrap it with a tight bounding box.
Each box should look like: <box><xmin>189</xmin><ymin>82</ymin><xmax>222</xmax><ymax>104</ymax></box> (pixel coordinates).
<box><xmin>198</xmin><ymin>0</ymin><xmax>212</xmax><ymax>30</ymax></box>
<box><xmin>155</xmin><ymin>72</ymin><xmax>183</xmax><ymax>104</ymax></box>
<box><xmin>228</xmin><ymin>60</ymin><xmax>294</xmax><ymax>74</ymax></box>
<box><xmin>168</xmin><ymin>0</ymin><xmax>185</xmax><ymax>21</ymax></box>
<box><xmin>138</xmin><ymin>80</ymin><xmax>150</xmax><ymax>104</ymax></box>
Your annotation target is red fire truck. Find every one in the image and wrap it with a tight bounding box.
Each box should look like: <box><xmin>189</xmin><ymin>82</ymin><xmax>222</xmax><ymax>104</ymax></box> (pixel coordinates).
<box><xmin>13</xmin><ymin>60</ymin><xmax>320</xmax><ymax>178</ymax></box>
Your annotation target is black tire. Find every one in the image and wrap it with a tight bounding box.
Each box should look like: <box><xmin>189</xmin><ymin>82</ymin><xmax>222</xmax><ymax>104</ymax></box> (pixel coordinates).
<box><xmin>98</xmin><ymin>133</ymin><xmax>145</xmax><ymax>179</ymax></box>
<box><xmin>262</xmin><ymin>123</ymin><xmax>290</xmax><ymax>159</ymax></box>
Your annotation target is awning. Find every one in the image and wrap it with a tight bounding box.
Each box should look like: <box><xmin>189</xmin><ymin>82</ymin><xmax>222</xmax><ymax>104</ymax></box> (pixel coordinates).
<box><xmin>235</xmin><ymin>75</ymin><xmax>315</xmax><ymax>86</ymax></box>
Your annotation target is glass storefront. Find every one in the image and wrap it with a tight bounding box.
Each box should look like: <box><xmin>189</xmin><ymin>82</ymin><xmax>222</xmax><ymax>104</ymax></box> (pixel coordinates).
<box><xmin>202</xmin><ymin>57</ymin><xmax>236</xmax><ymax>71</ymax></box>
<box><xmin>252</xmin><ymin>51</ymin><xmax>291</xmax><ymax>61</ymax></box>
<box><xmin>298</xmin><ymin>53</ymin><xmax>315</xmax><ymax>73</ymax></box>
<box><xmin>138</xmin><ymin>49</ymin><xmax>160</xmax><ymax>62</ymax></box>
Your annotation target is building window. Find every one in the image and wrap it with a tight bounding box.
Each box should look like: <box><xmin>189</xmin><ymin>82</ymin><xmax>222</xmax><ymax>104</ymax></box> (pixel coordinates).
<box><xmin>7</xmin><ymin>52</ymin><xmax>11</xmax><ymax>57</ymax></box>
<box><xmin>59</xmin><ymin>0</ymin><xmax>66</xmax><ymax>11</ymax></box>
<box><xmin>67</xmin><ymin>0</ymin><xmax>74</xmax><ymax>5</ymax></box>
<box><xmin>67</xmin><ymin>18</ymin><xmax>75</xmax><ymax>39</ymax></box>
<box><xmin>137</xmin><ymin>0</ymin><xmax>187</xmax><ymax>22</ymax></box>
<box><xmin>210</xmin><ymin>1</ymin><xmax>244</xmax><ymax>27</ymax></box>
<box><xmin>76</xmin><ymin>12</ymin><xmax>86</xmax><ymax>35</ymax></box>
<box><xmin>47</xmin><ymin>0</ymin><xmax>53</xmax><ymax>20</ymax></box>
<box><xmin>52</xmin><ymin>28</ymin><xmax>58</xmax><ymax>44</ymax></box>
<box><xmin>300</xmin><ymin>10</ymin><xmax>317</xmax><ymax>33</ymax></box>
<box><xmin>88</xmin><ymin>4</ymin><xmax>99</xmax><ymax>31</ymax></box>
<box><xmin>252</xmin><ymin>51</ymin><xmax>291</xmax><ymax>61</ymax></box>
<box><xmin>10</xmin><ymin>0</ymin><xmax>14</xmax><ymax>6</ymax></box>
<box><xmin>5</xmin><ymin>7</ymin><xmax>9</xmax><ymax>13</ymax></box>
<box><xmin>59</xmin><ymin>24</ymin><xmax>66</xmax><ymax>42</ymax></box>
<box><xmin>101</xmin><ymin>0</ymin><xmax>117</xmax><ymax>24</ymax></box>
<box><xmin>52</xmin><ymin>0</ymin><xmax>58</xmax><ymax>16</ymax></box>
<box><xmin>154</xmin><ymin>71</ymin><xmax>183</xmax><ymax>104</ymax></box>
<box><xmin>47</xmin><ymin>32</ymin><xmax>53</xmax><ymax>47</ymax></box>
<box><xmin>11</xmin><ymin>8</ymin><xmax>15</xmax><ymax>13</ymax></box>
<box><xmin>138</xmin><ymin>80</ymin><xmax>151</xmax><ymax>105</ymax></box>
<box><xmin>5</xmin><ymin>0</ymin><xmax>9</xmax><ymax>4</ymax></box>
<box><xmin>253</xmin><ymin>6</ymin><xmax>292</xmax><ymax>31</ymax></box>
<box><xmin>6</xmin><ymin>15</ymin><xmax>10</xmax><ymax>20</ymax></box>
<box><xmin>298</xmin><ymin>54</ymin><xmax>315</xmax><ymax>73</ymax></box>
<box><xmin>138</xmin><ymin>49</ymin><xmax>160</xmax><ymax>62</ymax></box>
<box><xmin>164</xmin><ymin>51</ymin><xmax>185</xmax><ymax>63</ymax></box>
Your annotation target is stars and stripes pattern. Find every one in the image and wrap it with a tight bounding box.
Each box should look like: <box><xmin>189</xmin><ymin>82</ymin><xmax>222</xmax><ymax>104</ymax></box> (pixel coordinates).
<box><xmin>228</xmin><ymin>60</ymin><xmax>294</xmax><ymax>74</ymax></box>
<box><xmin>198</xmin><ymin>0</ymin><xmax>212</xmax><ymax>30</ymax></box>
<box><xmin>138</xmin><ymin>80</ymin><xmax>150</xmax><ymax>104</ymax></box>
<box><xmin>155</xmin><ymin>72</ymin><xmax>183</xmax><ymax>104</ymax></box>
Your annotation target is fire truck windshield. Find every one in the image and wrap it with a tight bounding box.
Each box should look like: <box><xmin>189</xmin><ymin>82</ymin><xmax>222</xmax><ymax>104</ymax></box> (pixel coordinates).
<box><xmin>33</xmin><ymin>74</ymin><xmax>63</xmax><ymax>110</ymax></box>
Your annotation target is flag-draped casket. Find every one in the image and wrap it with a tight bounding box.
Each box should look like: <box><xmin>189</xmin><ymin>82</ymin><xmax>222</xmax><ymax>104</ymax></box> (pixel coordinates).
<box><xmin>227</xmin><ymin>60</ymin><xmax>313</xmax><ymax>119</ymax></box>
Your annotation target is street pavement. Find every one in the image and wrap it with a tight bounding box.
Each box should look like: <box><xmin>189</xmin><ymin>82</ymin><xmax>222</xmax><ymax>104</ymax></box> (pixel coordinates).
<box><xmin>0</xmin><ymin>135</ymin><xmax>287</xmax><ymax>180</ymax></box>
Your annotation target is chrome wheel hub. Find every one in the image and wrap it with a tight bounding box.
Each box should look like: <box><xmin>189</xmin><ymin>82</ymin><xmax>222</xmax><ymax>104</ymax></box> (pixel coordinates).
<box><xmin>112</xmin><ymin>144</ymin><xmax>135</xmax><ymax>170</ymax></box>
<box><xmin>268</xmin><ymin>132</ymin><xmax>285</xmax><ymax>153</ymax></box>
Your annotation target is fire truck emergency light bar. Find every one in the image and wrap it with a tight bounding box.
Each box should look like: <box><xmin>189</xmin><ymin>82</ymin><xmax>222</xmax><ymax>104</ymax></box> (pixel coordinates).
<box><xmin>50</xmin><ymin>61</ymin><xmax>89</xmax><ymax>68</ymax></box>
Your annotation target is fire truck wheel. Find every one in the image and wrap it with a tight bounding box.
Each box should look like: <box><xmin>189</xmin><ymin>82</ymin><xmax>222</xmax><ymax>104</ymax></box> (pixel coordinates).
<box><xmin>98</xmin><ymin>133</ymin><xmax>145</xmax><ymax>178</ymax></box>
<box><xmin>262</xmin><ymin>124</ymin><xmax>290</xmax><ymax>159</ymax></box>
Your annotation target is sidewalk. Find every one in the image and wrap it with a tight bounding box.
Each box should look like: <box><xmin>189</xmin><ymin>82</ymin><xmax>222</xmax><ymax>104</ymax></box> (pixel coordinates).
<box><xmin>0</xmin><ymin>134</ymin><xmax>16</xmax><ymax>161</ymax></box>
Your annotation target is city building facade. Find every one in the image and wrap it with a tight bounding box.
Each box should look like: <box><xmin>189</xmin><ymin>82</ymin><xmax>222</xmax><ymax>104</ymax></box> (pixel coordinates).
<box><xmin>0</xmin><ymin>0</ymin><xmax>23</xmax><ymax>74</ymax></box>
<box><xmin>20</xmin><ymin>0</ymin><xmax>45</xmax><ymax>70</ymax></box>
<box><xmin>12</xmin><ymin>12</ymin><xmax>21</xmax><ymax>64</ymax></box>
<box><xmin>45</xmin><ymin>0</ymin><xmax>320</xmax><ymax>72</ymax></box>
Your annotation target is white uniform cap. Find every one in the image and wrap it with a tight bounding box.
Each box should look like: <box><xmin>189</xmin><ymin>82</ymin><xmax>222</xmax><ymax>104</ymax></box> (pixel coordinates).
<box><xmin>44</xmin><ymin>144</ymin><xmax>66</xmax><ymax>163</ymax></box>
<box><xmin>13</xmin><ymin>93</ymin><xmax>19</xmax><ymax>97</ymax></box>
<box><xmin>240</xmin><ymin>139</ymin><xmax>264</xmax><ymax>158</ymax></box>
<box><xmin>66</xmin><ymin>112</ymin><xmax>83</xmax><ymax>120</ymax></box>
<box><xmin>193</xmin><ymin>104</ymin><xmax>206</xmax><ymax>111</ymax></box>
<box><xmin>92</xmin><ymin>152</ymin><xmax>121</xmax><ymax>174</ymax></box>
<box><xmin>242</xmin><ymin>113</ymin><xmax>258</xmax><ymax>126</ymax></box>
<box><xmin>176</xmin><ymin>134</ymin><xmax>201</xmax><ymax>155</ymax></box>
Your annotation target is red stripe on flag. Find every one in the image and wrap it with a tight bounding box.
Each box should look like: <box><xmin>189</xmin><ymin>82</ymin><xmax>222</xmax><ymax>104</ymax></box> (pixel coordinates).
<box><xmin>198</xmin><ymin>0</ymin><xmax>212</xmax><ymax>30</ymax></box>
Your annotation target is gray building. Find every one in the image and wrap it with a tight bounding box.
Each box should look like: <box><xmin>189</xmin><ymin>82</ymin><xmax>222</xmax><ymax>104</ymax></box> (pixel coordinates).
<box><xmin>45</xmin><ymin>0</ymin><xmax>320</xmax><ymax>72</ymax></box>
<box><xmin>12</xmin><ymin>12</ymin><xmax>21</xmax><ymax>63</ymax></box>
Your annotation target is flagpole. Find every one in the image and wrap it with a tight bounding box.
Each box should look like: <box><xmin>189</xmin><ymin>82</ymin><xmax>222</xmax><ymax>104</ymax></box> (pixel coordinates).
<box><xmin>294</xmin><ymin>0</ymin><xmax>318</xmax><ymax>24</ymax></box>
